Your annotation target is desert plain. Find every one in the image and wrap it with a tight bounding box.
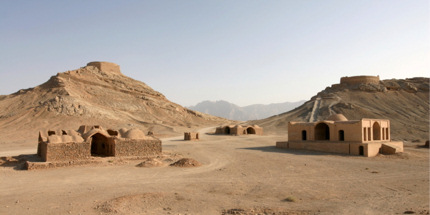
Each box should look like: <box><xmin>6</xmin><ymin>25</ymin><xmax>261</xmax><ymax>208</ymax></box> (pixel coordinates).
<box><xmin>0</xmin><ymin>63</ymin><xmax>428</xmax><ymax>214</ymax></box>
<box><xmin>0</xmin><ymin>127</ymin><xmax>428</xmax><ymax>215</ymax></box>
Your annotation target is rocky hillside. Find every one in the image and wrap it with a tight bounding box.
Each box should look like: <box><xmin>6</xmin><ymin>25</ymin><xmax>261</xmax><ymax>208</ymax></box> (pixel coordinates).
<box><xmin>254</xmin><ymin>76</ymin><xmax>429</xmax><ymax>141</ymax></box>
<box><xmin>188</xmin><ymin>100</ymin><xmax>305</xmax><ymax>121</ymax></box>
<box><xmin>0</xmin><ymin>62</ymin><xmax>229</xmax><ymax>144</ymax></box>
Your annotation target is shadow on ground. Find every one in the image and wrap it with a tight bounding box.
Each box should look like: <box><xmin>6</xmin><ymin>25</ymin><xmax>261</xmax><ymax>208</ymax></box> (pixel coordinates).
<box><xmin>0</xmin><ymin>154</ymin><xmax>40</xmax><ymax>170</ymax></box>
<box><xmin>238</xmin><ymin>146</ymin><xmax>352</xmax><ymax>157</ymax></box>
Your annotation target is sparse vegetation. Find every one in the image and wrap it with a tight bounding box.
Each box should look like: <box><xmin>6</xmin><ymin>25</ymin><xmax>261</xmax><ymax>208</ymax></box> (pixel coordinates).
<box><xmin>282</xmin><ymin>196</ymin><xmax>296</xmax><ymax>202</ymax></box>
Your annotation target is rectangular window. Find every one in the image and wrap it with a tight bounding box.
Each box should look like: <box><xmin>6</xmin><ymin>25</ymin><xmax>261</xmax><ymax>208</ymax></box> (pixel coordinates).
<box><xmin>386</xmin><ymin>128</ymin><xmax>389</xmax><ymax>140</ymax></box>
<box><xmin>363</xmin><ymin>127</ymin><xmax>367</xmax><ymax>141</ymax></box>
<box><xmin>368</xmin><ymin>127</ymin><xmax>371</xmax><ymax>141</ymax></box>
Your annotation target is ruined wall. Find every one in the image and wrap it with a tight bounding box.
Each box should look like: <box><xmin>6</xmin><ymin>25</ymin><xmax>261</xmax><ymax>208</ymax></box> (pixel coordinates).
<box><xmin>340</xmin><ymin>76</ymin><xmax>380</xmax><ymax>85</ymax></box>
<box><xmin>86</xmin><ymin>62</ymin><xmax>121</xmax><ymax>75</ymax></box>
<box><xmin>380</xmin><ymin>142</ymin><xmax>403</xmax><ymax>154</ymax></box>
<box><xmin>230</xmin><ymin>126</ymin><xmax>242</xmax><ymax>135</ymax></box>
<box><xmin>184</xmin><ymin>132</ymin><xmax>199</xmax><ymax>141</ymax></box>
<box><xmin>41</xmin><ymin>142</ymin><xmax>91</xmax><ymax>162</ymax></box>
<box><xmin>37</xmin><ymin>142</ymin><xmax>46</xmax><ymax>157</ymax></box>
<box><xmin>115</xmin><ymin>139</ymin><xmax>162</xmax><ymax>157</ymax></box>
<box><xmin>217</xmin><ymin>125</ymin><xmax>263</xmax><ymax>136</ymax></box>
<box><xmin>215</xmin><ymin>127</ymin><xmax>227</xmax><ymax>134</ymax></box>
<box><xmin>215</xmin><ymin>126</ymin><xmax>234</xmax><ymax>135</ymax></box>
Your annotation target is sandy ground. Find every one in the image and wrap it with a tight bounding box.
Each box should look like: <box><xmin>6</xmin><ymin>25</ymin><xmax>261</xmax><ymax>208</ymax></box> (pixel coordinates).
<box><xmin>0</xmin><ymin>127</ymin><xmax>428</xmax><ymax>215</ymax></box>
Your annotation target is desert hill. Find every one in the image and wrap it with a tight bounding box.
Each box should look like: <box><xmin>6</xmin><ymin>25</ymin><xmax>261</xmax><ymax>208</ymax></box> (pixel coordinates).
<box><xmin>187</xmin><ymin>100</ymin><xmax>305</xmax><ymax>121</ymax></box>
<box><xmin>0</xmin><ymin>62</ymin><xmax>229</xmax><ymax>145</ymax></box>
<box><xmin>253</xmin><ymin>76</ymin><xmax>429</xmax><ymax>141</ymax></box>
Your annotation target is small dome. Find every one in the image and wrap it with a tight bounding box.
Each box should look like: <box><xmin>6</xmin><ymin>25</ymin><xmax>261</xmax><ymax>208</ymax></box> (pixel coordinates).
<box><xmin>67</xmin><ymin>130</ymin><xmax>80</xmax><ymax>136</ymax></box>
<box><xmin>118</xmin><ymin>128</ymin><xmax>127</xmax><ymax>137</ymax></box>
<box><xmin>47</xmin><ymin>135</ymin><xmax>62</xmax><ymax>144</ymax></box>
<box><xmin>61</xmin><ymin>135</ymin><xmax>73</xmax><ymax>143</ymax></box>
<box><xmin>327</xmin><ymin>114</ymin><xmax>348</xmax><ymax>121</ymax></box>
<box><xmin>124</xmin><ymin>128</ymin><xmax>146</xmax><ymax>139</ymax></box>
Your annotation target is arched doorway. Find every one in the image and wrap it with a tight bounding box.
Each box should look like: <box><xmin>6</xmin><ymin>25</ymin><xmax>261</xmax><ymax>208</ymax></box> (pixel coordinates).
<box><xmin>339</xmin><ymin>130</ymin><xmax>345</xmax><ymax>141</ymax></box>
<box><xmin>373</xmin><ymin>122</ymin><xmax>381</xmax><ymax>141</ymax></box>
<box><xmin>315</xmin><ymin>123</ymin><xmax>330</xmax><ymax>140</ymax></box>
<box><xmin>224</xmin><ymin>126</ymin><xmax>230</xmax><ymax>135</ymax></box>
<box><xmin>302</xmin><ymin>130</ymin><xmax>307</xmax><ymax>140</ymax></box>
<box><xmin>246</xmin><ymin>127</ymin><xmax>256</xmax><ymax>134</ymax></box>
<box><xmin>359</xmin><ymin>146</ymin><xmax>364</xmax><ymax>156</ymax></box>
<box><xmin>91</xmin><ymin>133</ymin><xmax>110</xmax><ymax>156</ymax></box>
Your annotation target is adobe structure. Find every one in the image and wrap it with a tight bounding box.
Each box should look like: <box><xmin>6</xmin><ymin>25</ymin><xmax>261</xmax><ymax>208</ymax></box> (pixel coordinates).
<box><xmin>276</xmin><ymin>114</ymin><xmax>403</xmax><ymax>157</ymax></box>
<box><xmin>37</xmin><ymin>125</ymin><xmax>162</xmax><ymax>162</ymax></box>
<box><xmin>184</xmin><ymin>132</ymin><xmax>199</xmax><ymax>141</ymax></box>
<box><xmin>215</xmin><ymin>125</ymin><xmax>263</xmax><ymax>135</ymax></box>
<box><xmin>340</xmin><ymin>75</ymin><xmax>380</xmax><ymax>85</ymax></box>
<box><xmin>86</xmin><ymin>61</ymin><xmax>122</xmax><ymax>75</ymax></box>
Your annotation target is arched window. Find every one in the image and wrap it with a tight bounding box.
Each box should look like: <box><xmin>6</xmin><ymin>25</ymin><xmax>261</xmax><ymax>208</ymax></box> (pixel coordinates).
<box><xmin>373</xmin><ymin>122</ymin><xmax>381</xmax><ymax>141</ymax></box>
<box><xmin>339</xmin><ymin>130</ymin><xmax>345</xmax><ymax>141</ymax></box>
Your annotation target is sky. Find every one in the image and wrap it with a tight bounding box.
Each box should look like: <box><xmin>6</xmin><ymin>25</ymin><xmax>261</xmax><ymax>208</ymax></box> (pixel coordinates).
<box><xmin>0</xmin><ymin>0</ymin><xmax>428</xmax><ymax>107</ymax></box>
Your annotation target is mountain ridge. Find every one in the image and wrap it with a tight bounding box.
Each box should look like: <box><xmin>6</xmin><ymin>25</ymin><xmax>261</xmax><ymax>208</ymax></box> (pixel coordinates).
<box><xmin>253</xmin><ymin>76</ymin><xmax>429</xmax><ymax>141</ymax></box>
<box><xmin>0</xmin><ymin>62</ymin><xmax>230</xmax><ymax>144</ymax></box>
<box><xmin>187</xmin><ymin>100</ymin><xmax>305</xmax><ymax>121</ymax></box>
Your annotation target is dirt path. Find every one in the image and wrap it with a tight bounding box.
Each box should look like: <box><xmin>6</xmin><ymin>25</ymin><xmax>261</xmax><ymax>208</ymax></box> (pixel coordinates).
<box><xmin>0</xmin><ymin>129</ymin><xmax>428</xmax><ymax>215</ymax></box>
<box><xmin>309</xmin><ymin>97</ymin><xmax>321</xmax><ymax>122</ymax></box>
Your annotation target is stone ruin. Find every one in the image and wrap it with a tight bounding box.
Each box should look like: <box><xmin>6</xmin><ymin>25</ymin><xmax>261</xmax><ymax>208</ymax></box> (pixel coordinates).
<box><xmin>276</xmin><ymin>114</ymin><xmax>403</xmax><ymax>157</ymax></box>
<box><xmin>86</xmin><ymin>61</ymin><xmax>122</xmax><ymax>75</ymax></box>
<box><xmin>184</xmin><ymin>132</ymin><xmax>199</xmax><ymax>141</ymax></box>
<box><xmin>340</xmin><ymin>75</ymin><xmax>380</xmax><ymax>85</ymax></box>
<box><xmin>37</xmin><ymin>125</ymin><xmax>161</xmax><ymax>162</ymax></box>
<box><xmin>215</xmin><ymin>125</ymin><xmax>263</xmax><ymax>135</ymax></box>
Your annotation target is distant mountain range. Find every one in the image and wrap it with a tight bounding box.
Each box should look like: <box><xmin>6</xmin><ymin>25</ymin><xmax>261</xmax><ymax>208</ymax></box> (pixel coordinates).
<box><xmin>187</xmin><ymin>100</ymin><xmax>306</xmax><ymax>121</ymax></box>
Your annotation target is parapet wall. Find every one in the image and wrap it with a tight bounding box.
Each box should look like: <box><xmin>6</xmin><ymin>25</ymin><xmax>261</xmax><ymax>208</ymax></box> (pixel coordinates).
<box><xmin>340</xmin><ymin>76</ymin><xmax>380</xmax><ymax>85</ymax></box>
<box><xmin>41</xmin><ymin>142</ymin><xmax>91</xmax><ymax>162</ymax></box>
<box><xmin>87</xmin><ymin>61</ymin><xmax>121</xmax><ymax>75</ymax></box>
<box><xmin>115</xmin><ymin>139</ymin><xmax>162</xmax><ymax>157</ymax></box>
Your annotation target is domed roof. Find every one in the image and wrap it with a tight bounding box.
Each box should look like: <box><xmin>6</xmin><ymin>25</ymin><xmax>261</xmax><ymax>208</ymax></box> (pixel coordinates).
<box><xmin>124</xmin><ymin>128</ymin><xmax>146</xmax><ymax>139</ymax></box>
<box><xmin>326</xmin><ymin>114</ymin><xmax>348</xmax><ymax>121</ymax></box>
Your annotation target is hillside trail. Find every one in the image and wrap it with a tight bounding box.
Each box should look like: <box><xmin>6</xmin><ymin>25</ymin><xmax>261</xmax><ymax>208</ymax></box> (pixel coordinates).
<box><xmin>309</xmin><ymin>97</ymin><xmax>321</xmax><ymax>122</ymax></box>
<box><xmin>309</xmin><ymin>96</ymin><xmax>343</xmax><ymax>122</ymax></box>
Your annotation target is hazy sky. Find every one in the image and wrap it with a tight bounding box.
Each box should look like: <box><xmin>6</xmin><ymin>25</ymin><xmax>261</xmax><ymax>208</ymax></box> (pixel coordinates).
<box><xmin>1</xmin><ymin>1</ymin><xmax>428</xmax><ymax>106</ymax></box>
